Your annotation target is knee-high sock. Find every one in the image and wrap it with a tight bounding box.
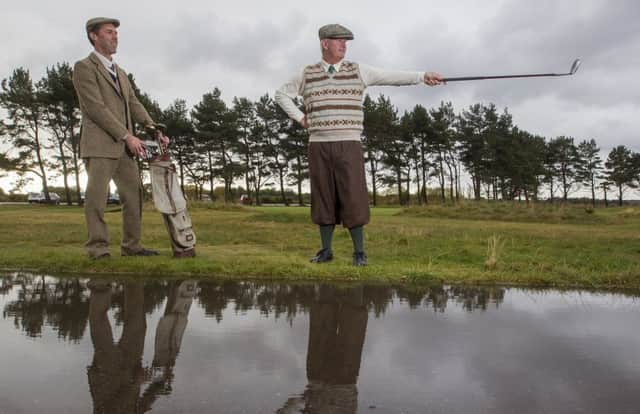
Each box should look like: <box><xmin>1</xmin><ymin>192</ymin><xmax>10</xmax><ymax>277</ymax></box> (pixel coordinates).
<box><xmin>320</xmin><ymin>225</ymin><xmax>335</xmax><ymax>251</ymax></box>
<box><xmin>349</xmin><ymin>226</ymin><xmax>364</xmax><ymax>253</ymax></box>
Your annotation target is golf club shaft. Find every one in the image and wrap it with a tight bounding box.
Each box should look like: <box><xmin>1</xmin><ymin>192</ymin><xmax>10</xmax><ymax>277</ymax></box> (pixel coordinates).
<box><xmin>443</xmin><ymin>73</ymin><xmax>570</xmax><ymax>82</ymax></box>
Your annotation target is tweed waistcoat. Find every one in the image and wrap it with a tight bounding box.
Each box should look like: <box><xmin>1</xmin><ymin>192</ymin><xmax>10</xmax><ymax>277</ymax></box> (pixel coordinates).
<box><xmin>301</xmin><ymin>61</ymin><xmax>365</xmax><ymax>142</ymax></box>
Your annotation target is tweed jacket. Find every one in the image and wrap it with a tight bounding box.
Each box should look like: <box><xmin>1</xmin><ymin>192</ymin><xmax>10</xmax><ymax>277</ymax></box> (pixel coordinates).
<box><xmin>73</xmin><ymin>53</ymin><xmax>153</xmax><ymax>158</ymax></box>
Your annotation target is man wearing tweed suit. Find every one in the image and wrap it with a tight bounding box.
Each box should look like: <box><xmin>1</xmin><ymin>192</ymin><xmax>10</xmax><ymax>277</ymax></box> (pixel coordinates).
<box><xmin>73</xmin><ymin>17</ymin><xmax>169</xmax><ymax>259</ymax></box>
<box><xmin>276</xmin><ymin>23</ymin><xmax>443</xmax><ymax>266</ymax></box>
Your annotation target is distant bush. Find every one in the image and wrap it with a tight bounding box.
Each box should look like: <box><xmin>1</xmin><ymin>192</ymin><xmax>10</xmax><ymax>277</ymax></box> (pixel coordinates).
<box><xmin>189</xmin><ymin>201</ymin><xmax>247</xmax><ymax>211</ymax></box>
<box><xmin>398</xmin><ymin>201</ymin><xmax>607</xmax><ymax>224</ymax></box>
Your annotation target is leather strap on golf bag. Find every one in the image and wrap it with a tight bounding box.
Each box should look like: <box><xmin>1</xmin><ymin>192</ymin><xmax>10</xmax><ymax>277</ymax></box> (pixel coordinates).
<box><xmin>150</xmin><ymin>160</ymin><xmax>196</xmax><ymax>254</ymax></box>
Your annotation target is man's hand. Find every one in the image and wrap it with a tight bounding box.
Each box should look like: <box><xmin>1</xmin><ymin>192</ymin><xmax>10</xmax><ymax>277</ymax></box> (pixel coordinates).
<box><xmin>424</xmin><ymin>72</ymin><xmax>444</xmax><ymax>86</ymax></box>
<box><xmin>300</xmin><ymin>116</ymin><xmax>309</xmax><ymax>129</ymax></box>
<box><xmin>124</xmin><ymin>134</ymin><xmax>147</xmax><ymax>157</ymax></box>
<box><xmin>157</xmin><ymin>132</ymin><xmax>170</xmax><ymax>150</ymax></box>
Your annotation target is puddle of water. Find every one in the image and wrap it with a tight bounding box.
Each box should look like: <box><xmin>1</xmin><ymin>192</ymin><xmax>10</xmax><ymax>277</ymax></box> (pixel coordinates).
<box><xmin>1</xmin><ymin>274</ymin><xmax>639</xmax><ymax>414</ymax></box>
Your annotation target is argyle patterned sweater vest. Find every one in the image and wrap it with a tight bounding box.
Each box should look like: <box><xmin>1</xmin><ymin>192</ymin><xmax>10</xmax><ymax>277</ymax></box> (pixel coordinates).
<box><xmin>301</xmin><ymin>61</ymin><xmax>365</xmax><ymax>142</ymax></box>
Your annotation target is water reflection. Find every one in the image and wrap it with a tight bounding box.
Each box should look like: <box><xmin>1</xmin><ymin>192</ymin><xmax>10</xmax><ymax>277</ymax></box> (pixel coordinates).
<box><xmin>87</xmin><ymin>280</ymin><xmax>196</xmax><ymax>413</ymax></box>
<box><xmin>3</xmin><ymin>275</ymin><xmax>89</xmax><ymax>340</ymax></box>
<box><xmin>88</xmin><ymin>281</ymin><xmax>148</xmax><ymax>413</ymax></box>
<box><xmin>279</xmin><ymin>286</ymin><xmax>367</xmax><ymax>413</ymax></box>
<box><xmin>2</xmin><ymin>273</ymin><xmax>638</xmax><ymax>414</ymax></box>
<box><xmin>2</xmin><ymin>274</ymin><xmax>506</xmax><ymax>343</ymax></box>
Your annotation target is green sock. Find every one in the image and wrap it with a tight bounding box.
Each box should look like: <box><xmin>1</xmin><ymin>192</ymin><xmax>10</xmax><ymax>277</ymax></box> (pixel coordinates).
<box><xmin>320</xmin><ymin>225</ymin><xmax>335</xmax><ymax>251</ymax></box>
<box><xmin>349</xmin><ymin>226</ymin><xmax>365</xmax><ymax>253</ymax></box>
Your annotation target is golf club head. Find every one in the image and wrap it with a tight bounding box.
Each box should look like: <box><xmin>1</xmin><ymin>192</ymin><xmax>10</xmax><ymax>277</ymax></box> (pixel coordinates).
<box><xmin>569</xmin><ymin>59</ymin><xmax>581</xmax><ymax>75</ymax></box>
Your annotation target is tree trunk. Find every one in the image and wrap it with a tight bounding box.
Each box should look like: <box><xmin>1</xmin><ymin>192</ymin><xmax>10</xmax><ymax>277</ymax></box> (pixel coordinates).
<box><xmin>368</xmin><ymin>150</ymin><xmax>377</xmax><ymax>207</ymax></box>
<box><xmin>472</xmin><ymin>171</ymin><xmax>481</xmax><ymax>200</ymax></box>
<box><xmin>396</xmin><ymin>167</ymin><xmax>403</xmax><ymax>205</ymax></box>
<box><xmin>296</xmin><ymin>154</ymin><xmax>304</xmax><ymax>206</ymax></box>
<box><xmin>562</xmin><ymin>168</ymin><xmax>569</xmax><ymax>202</ymax></box>
<box><xmin>244</xmin><ymin>149</ymin><xmax>252</xmax><ymax>199</ymax></box>
<box><xmin>34</xmin><ymin>124</ymin><xmax>51</xmax><ymax>201</ymax></box>
<box><xmin>446</xmin><ymin>161</ymin><xmax>454</xmax><ymax>202</ymax></box>
<box><xmin>420</xmin><ymin>145</ymin><xmax>428</xmax><ymax>204</ymax></box>
<box><xmin>178</xmin><ymin>155</ymin><xmax>185</xmax><ymax>195</ymax></box>
<box><xmin>415</xmin><ymin>163</ymin><xmax>422</xmax><ymax>205</ymax></box>
<box><xmin>618</xmin><ymin>185</ymin><xmax>623</xmax><ymax>206</ymax></box>
<box><xmin>57</xmin><ymin>140</ymin><xmax>72</xmax><ymax>205</ymax></box>
<box><xmin>278</xmin><ymin>167</ymin><xmax>288</xmax><ymax>206</ymax></box>
<box><xmin>405</xmin><ymin>173</ymin><xmax>411</xmax><ymax>205</ymax></box>
<box><xmin>208</xmin><ymin>151</ymin><xmax>215</xmax><ymax>201</ymax></box>
<box><xmin>438</xmin><ymin>157</ymin><xmax>446</xmax><ymax>203</ymax></box>
<box><xmin>71</xmin><ymin>143</ymin><xmax>82</xmax><ymax>206</ymax></box>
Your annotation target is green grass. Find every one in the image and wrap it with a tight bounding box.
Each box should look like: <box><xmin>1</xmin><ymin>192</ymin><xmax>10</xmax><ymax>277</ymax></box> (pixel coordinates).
<box><xmin>1</xmin><ymin>202</ymin><xmax>639</xmax><ymax>289</ymax></box>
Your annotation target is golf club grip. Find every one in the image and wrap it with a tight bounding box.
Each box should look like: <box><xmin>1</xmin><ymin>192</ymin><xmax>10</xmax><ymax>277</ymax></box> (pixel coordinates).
<box><xmin>443</xmin><ymin>73</ymin><xmax>566</xmax><ymax>82</ymax></box>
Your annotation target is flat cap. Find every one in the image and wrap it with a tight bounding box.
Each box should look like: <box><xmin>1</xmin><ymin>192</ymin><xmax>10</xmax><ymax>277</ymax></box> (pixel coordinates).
<box><xmin>86</xmin><ymin>17</ymin><xmax>120</xmax><ymax>33</ymax></box>
<box><xmin>318</xmin><ymin>24</ymin><xmax>354</xmax><ymax>40</ymax></box>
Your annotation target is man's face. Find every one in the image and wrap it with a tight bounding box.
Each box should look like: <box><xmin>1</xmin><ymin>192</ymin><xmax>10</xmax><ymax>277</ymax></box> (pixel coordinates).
<box><xmin>322</xmin><ymin>38</ymin><xmax>347</xmax><ymax>62</ymax></box>
<box><xmin>91</xmin><ymin>23</ymin><xmax>118</xmax><ymax>56</ymax></box>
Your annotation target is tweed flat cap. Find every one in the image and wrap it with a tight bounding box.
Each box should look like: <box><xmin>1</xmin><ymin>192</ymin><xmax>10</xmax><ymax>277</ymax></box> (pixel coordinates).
<box><xmin>86</xmin><ymin>17</ymin><xmax>120</xmax><ymax>33</ymax></box>
<box><xmin>318</xmin><ymin>24</ymin><xmax>354</xmax><ymax>40</ymax></box>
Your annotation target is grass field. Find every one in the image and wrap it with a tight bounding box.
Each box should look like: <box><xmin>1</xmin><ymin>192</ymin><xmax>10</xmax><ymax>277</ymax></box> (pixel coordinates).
<box><xmin>1</xmin><ymin>202</ymin><xmax>639</xmax><ymax>289</ymax></box>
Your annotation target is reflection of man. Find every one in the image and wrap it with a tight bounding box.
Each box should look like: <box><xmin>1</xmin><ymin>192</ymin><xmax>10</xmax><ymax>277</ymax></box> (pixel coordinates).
<box><xmin>278</xmin><ymin>285</ymin><xmax>368</xmax><ymax>414</ymax></box>
<box><xmin>87</xmin><ymin>281</ymin><xmax>146</xmax><ymax>413</ymax></box>
<box><xmin>73</xmin><ymin>17</ymin><xmax>169</xmax><ymax>259</ymax></box>
<box><xmin>137</xmin><ymin>280</ymin><xmax>197</xmax><ymax>408</ymax></box>
<box><xmin>276</xmin><ymin>23</ymin><xmax>443</xmax><ymax>266</ymax></box>
<box><xmin>152</xmin><ymin>280</ymin><xmax>196</xmax><ymax>368</ymax></box>
<box><xmin>87</xmin><ymin>280</ymin><xmax>196</xmax><ymax>413</ymax></box>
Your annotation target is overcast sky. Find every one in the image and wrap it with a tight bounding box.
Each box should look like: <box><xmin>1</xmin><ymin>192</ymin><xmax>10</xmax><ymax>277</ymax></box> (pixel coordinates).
<box><xmin>1</xmin><ymin>0</ymin><xmax>639</xmax><ymax>192</ymax></box>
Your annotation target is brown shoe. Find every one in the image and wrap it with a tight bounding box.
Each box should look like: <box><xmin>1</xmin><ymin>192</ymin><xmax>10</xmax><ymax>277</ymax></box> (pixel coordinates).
<box><xmin>121</xmin><ymin>247</ymin><xmax>159</xmax><ymax>257</ymax></box>
<box><xmin>174</xmin><ymin>249</ymin><xmax>196</xmax><ymax>259</ymax></box>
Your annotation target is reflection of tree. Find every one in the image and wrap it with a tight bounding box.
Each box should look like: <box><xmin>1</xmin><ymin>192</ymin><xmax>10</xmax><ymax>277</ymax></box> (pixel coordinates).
<box><xmin>2</xmin><ymin>275</ymin><xmax>89</xmax><ymax>341</ymax></box>
<box><xmin>449</xmin><ymin>286</ymin><xmax>505</xmax><ymax>311</ymax></box>
<box><xmin>197</xmin><ymin>281</ymin><xmax>316</xmax><ymax>323</ymax></box>
<box><xmin>278</xmin><ymin>285</ymin><xmax>368</xmax><ymax>414</ymax></box>
<box><xmin>108</xmin><ymin>280</ymin><xmax>169</xmax><ymax>325</ymax></box>
<box><xmin>391</xmin><ymin>284</ymin><xmax>505</xmax><ymax>313</ymax></box>
<box><xmin>0</xmin><ymin>277</ymin><xmax>13</xmax><ymax>295</ymax></box>
<box><xmin>3</xmin><ymin>274</ymin><xmax>507</xmax><ymax>346</ymax></box>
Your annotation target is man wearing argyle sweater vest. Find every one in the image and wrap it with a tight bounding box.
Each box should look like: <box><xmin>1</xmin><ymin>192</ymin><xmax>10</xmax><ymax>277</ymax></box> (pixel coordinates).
<box><xmin>276</xmin><ymin>23</ymin><xmax>443</xmax><ymax>266</ymax></box>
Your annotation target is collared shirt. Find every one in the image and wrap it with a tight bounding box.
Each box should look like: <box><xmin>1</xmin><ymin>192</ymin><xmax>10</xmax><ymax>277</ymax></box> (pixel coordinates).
<box><xmin>275</xmin><ymin>59</ymin><xmax>425</xmax><ymax>124</ymax></box>
<box><xmin>92</xmin><ymin>51</ymin><xmax>118</xmax><ymax>79</ymax></box>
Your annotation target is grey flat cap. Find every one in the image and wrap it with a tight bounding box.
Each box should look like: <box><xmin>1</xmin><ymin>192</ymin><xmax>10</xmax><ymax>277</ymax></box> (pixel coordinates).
<box><xmin>318</xmin><ymin>24</ymin><xmax>354</xmax><ymax>40</ymax></box>
<box><xmin>86</xmin><ymin>17</ymin><xmax>120</xmax><ymax>33</ymax></box>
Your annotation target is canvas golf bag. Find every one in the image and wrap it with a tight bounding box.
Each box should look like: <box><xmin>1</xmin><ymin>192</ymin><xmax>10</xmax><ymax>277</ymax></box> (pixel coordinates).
<box><xmin>144</xmin><ymin>125</ymin><xmax>196</xmax><ymax>257</ymax></box>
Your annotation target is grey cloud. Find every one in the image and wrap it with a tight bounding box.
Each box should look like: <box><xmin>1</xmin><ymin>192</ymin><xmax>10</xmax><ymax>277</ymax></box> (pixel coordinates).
<box><xmin>2</xmin><ymin>0</ymin><xmax>639</xmax><ymax>155</ymax></box>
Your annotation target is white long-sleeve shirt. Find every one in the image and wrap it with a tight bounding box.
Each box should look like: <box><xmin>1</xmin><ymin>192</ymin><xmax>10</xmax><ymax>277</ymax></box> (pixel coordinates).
<box><xmin>275</xmin><ymin>59</ymin><xmax>425</xmax><ymax>124</ymax></box>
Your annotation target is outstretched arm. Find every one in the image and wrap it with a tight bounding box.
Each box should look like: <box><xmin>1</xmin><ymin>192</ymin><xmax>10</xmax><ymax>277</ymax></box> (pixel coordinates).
<box><xmin>360</xmin><ymin>63</ymin><xmax>443</xmax><ymax>87</ymax></box>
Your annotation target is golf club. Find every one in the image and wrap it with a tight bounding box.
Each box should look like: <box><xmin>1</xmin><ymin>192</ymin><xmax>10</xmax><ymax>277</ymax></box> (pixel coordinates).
<box><xmin>442</xmin><ymin>59</ymin><xmax>581</xmax><ymax>82</ymax></box>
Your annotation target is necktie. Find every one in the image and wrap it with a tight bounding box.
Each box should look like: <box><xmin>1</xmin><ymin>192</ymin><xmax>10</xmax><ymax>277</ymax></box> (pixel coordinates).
<box><xmin>328</xmin><ymin>65</ymin><xmax>336</xmax><ymax>74</ymax></box>
<box><xmin>109</xmin><ymin>64</ymin><xmax>117</xmax><ymax>82</ymax></box>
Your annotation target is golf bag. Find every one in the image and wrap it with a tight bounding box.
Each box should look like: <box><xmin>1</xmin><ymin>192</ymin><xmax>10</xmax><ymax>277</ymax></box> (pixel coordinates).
<box><xmin>144</xmin><ymin>125</ymin><xmax>196</xmax><ymax>257</ymax></box>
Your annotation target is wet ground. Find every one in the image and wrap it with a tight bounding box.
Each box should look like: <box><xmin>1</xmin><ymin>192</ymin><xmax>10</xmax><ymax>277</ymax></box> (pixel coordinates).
<box><xmin>1</xmin><ymin>273</ymin><xmax>639</xmax><ymax>413</ymax></box>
